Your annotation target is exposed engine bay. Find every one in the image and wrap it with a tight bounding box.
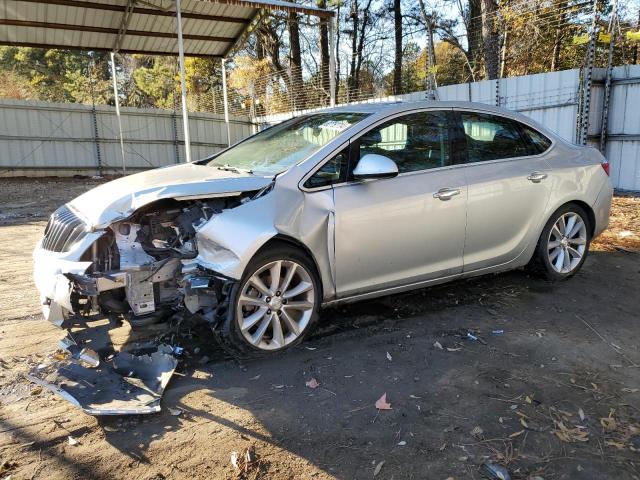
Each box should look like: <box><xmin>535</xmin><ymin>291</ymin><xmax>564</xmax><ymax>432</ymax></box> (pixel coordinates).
<box><xmin>70</xmin><ymin>192</ymin><xmax>260</xmax><ymax>328</ymax></box>
<box><xmin>30</xmin><ymin>189</ymin><xmax>271</xmax><ymax>415</ymax></box>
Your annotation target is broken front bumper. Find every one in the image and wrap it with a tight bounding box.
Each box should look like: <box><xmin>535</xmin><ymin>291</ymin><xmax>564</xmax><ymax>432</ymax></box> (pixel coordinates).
<box><xmin>32</xmin><ymin>232</ymin><xmax>104</xmax><ymax>327</ymax></box>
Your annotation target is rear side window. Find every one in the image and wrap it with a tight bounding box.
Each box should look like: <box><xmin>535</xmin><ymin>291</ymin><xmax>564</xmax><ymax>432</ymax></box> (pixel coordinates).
<box><xmin>460</xmin><ymin>112</ymin><xmax>537</xmax><ymax>162</ymax></box>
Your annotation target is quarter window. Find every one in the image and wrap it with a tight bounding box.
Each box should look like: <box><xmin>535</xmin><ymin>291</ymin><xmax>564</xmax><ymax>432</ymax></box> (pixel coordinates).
<box><xmin>304</xmin><ymin>150</ymin><xmax>349</xmax><ymax>189</ymax></box>
<box><xmin>521</xmin><ymin>125</ymin><xmax>552</xmax><ymax>154</ymax></box>
<box><xmin>460</xmin><ymin>112</ymin><xmax>532</xmax><ymax>162</ymax></box>
<box><xmin>357</xmin><ymin>111</ymin><xmax>451</xmax><ymax>174</ymax></box>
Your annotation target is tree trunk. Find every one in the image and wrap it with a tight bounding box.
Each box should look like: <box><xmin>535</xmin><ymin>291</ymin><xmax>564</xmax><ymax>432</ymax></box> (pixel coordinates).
<box><xmin>317</xmin><ymin>0</ymin><xmax>330</xmax><ymax>98</ymax></box>
<box><xmin>468</xmin><ymin>0</ymin><xmax>482</xmax><ymax>72</ymax></box>
<box><xmin>417</xmin><ymin>0</ymin><xmax>436</xmax><ymax>90</ymax></box>
<box><xmin>393</xmin><ymin>0</ymin><xmax>402</xmax><ymax>95</ymax></box>
<box><xmin>481</xmin><ymin>0</ymin><xmax>499</xmax><ymax>79</ymax></box>
<box><xmin>500</xmin><ymin>26</ymin><xmax>508</xmax><ymax>78</ymax></box>
<box><xmin>354</xmin><ymin>0</ymin><xmax>373</xmax><ymax>94</ymax></box>
<box><xmin>335</xmin><ymin>1</ymin><xmax>341</xmax><ymax>100</ymax></box>
<box><xmin>288</xmin><ymin>11</ymin><xmax>304</xmax><ymax>109</ymax></box>
<box><xmin>349</xmin><ymin>0</ymin><xmax>359</xmax><ymax>96</ymax></box>
<box><xmin>551</xmin><ymin>0</ymin><xmax>567</xmax><ymax>71</ymax></box>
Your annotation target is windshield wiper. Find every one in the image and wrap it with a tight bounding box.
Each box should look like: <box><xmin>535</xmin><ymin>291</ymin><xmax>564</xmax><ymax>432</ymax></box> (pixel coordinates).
<box><xmin>216</xmin><ymin>164</ymin><xmax>253</xmax><ymax>174</ymax></box>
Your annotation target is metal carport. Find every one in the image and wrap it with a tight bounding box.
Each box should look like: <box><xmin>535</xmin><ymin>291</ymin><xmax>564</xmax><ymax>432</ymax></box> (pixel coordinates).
<box><xmin>0</xmin><ymin>0</ymin><xmax>335</xmax><ymax>170</ymax></box>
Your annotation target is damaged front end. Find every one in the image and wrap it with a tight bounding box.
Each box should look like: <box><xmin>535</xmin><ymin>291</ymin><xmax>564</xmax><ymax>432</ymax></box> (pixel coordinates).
<box><xmin>31</xmin><ymin>187</ymin><xmax>268</xmax><ymax>415</ymax></box>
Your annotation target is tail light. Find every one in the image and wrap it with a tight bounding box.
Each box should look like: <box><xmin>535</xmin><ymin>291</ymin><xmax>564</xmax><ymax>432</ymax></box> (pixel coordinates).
<box><xmin>601</xmin><ymin>160</ymin><xmax>610</xmax><ymax>176</ymax></box>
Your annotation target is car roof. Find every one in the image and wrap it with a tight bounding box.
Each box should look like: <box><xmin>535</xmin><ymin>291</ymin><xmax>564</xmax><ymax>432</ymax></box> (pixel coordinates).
<box><xmin>322</xmin><ymin>100</ymin><xmax>509</xmax><ymax>115</ymax></box>
<box><xmin>318</xmin><ymin>100</ymin><xmax>559</xmax><ymax>142</ymax></box>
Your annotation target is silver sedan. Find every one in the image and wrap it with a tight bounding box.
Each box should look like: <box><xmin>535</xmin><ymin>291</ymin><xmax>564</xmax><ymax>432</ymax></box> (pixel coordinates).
<box><xmin>33</xmin><ymin>101</ymin><xmax>613</xmax><ymax>355</ymax></box>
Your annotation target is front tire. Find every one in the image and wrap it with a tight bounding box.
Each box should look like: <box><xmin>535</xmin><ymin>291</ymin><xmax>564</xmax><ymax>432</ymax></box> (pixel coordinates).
<box><xmin>216</xmin><ymin>244</ymin><xmax>321</xmax><ymax>356</ymax></box>
<box><xmin>530</xmin><ymin>204</ymin><xmax>591</xmax><ymax>281</ymax></box>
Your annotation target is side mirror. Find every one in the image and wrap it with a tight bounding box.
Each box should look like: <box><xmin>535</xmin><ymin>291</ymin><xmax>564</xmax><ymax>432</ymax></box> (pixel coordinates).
<box><xmin>353</xmin><ymin>154</ymin><xmax>399</xmax><ymax>180</ymax></box>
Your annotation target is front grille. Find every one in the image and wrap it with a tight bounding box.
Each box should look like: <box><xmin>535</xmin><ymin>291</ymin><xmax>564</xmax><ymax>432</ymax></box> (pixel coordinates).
<box><xmin>42</xmin><ymin>205</ymin><xmax>88</xmax><ymax>252</ymax></box>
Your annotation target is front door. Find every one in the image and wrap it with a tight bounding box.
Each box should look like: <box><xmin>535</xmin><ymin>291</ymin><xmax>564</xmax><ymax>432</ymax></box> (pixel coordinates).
<box><xmin>333</xmin><ymin>110</ymin><xmax>467</xmax><ymax>298</ymax></box>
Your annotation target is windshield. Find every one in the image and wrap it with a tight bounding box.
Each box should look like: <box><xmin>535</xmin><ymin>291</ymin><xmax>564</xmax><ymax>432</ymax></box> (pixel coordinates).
<box><xmin>206</xmin><ymin>112</ymin><xmax>369</xmax><ymax>175</ymax></box>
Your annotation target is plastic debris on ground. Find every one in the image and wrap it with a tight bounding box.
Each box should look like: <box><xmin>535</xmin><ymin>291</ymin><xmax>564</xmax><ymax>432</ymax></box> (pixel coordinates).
<box><xmin>27</xmin><ymin>345</ymin><xmax>177</xmax><ymax>415</ymax></box>
<box><xmin>480</xmin><ymin>462</ymin><xmax>511</xmax><ymax>480</ymax></box>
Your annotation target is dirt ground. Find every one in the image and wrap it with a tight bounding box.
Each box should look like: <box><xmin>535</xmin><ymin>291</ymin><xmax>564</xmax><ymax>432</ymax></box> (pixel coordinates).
<box><xmin>1</xmin><ymin>178</ymin><xmax>639</xmax><ymax>480</ymax></box>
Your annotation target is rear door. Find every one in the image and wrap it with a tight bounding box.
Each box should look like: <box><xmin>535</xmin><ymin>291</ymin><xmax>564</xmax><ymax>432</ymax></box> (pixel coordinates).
<box><xmin>455</xmin><ymin>110</ymin><xmax>553</xmax><ymax>271</ymax></box>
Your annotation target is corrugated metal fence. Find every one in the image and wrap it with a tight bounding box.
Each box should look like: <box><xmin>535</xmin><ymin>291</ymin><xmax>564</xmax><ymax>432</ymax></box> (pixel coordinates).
<box><xmin>1</xmin><ymin>66</ymin><xmax>639</xmax><ymax>190</ymax></box>
<box><xmin>0</xmin><ymin>99</ymin><xmax>254</xmax><ymax>177</ymax></box>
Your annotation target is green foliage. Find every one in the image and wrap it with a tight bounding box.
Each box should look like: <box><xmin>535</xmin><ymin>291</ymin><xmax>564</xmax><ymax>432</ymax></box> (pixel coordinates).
<box><xmin>0</xmin><ymin>46</ymin><xmax>111</xmax><ymax>103</ymax></box>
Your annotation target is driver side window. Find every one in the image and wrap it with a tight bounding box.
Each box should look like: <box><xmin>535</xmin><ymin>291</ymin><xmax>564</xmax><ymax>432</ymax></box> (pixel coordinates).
<box><xmin>357</xmin><ymin>111</ymin><xmax>451</xmax><ymax>174</ymax></box>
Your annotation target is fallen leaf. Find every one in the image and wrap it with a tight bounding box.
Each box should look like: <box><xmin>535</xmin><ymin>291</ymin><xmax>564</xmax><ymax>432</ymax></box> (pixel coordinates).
<box><xmin>375</xmin><ymin>393</ymin><xmax>392</xmax><ymax>410</ymax></box>
<box><xmin>168</xmin><ymin>408</ymin><xmax>182</xmax><ymax>416</ymax></box>
<box><xmin>606</xmin><ymin>440</ymin><xmax>626</xmax><ymax>449</ymax></box>
<box><xmin>305</xmin><ymin>378</ymin><xmax>320</xmax><ymax>389</ymax></box>
<box><xmin>409</xmin><ymin>394</ymin><xmax>421</xmax><ymax>399</ymax></box>
<box><xmin>578</xmin><ymin>408</ymin><xmax>585</xmax><ymax>421</ymax></box>
<box><xmin>622</xmin><ymin>388</ymin><xmax>639</xmax><ymax>393</ymax></box>
<box><xmin>433</xmin><ymin>341</ymin><xmax>443</xmax><ymax>350</ymax></box>
<box><xmin>446</xmin><ymin>347</ymin><xmax>462</xmax><ymax>352</ymax></box>
<box><xmin>68</xmin><ymin>436</ymin><xmax>79</xmax><ymax>446</ymax></box>
<box><xmin>525</xmin><ymin>395</ymin><xmax>532</xmax><ymax>404</ymax></box>
<box><xmin>373</xmin><ymin>460</ymin><xmax>385</xmax><ymax>477</ymax></box>
<box><xmin>397</xmin><ymin>440</ymin><xmax>406</xmax><ymax>446</ymax></box>
<box><xmin>600</xmin><ymin>416</ymin><xmax>617</xmax><ymax>431</ymax></box>
<box><xmin>250</xmin><ymin>374</ymin><xmax>261</xmax><ymax>381</ymax></box>
<box><xmin>509</xmin><ymin>430</ymin><xmax>525</xmax><ymax>438</ymax></box>
<box><xmin>553</xmin><ymin>420</ymin><xmax>590</xmax><ymax>442</ymax></box>
<box><xmin>471</xmin><ymin>426</ymin><xmax>483</xmax><ymax>438</ymax></box>
<box><xmin>386</xmin><ymin>352</ymin><xmax>393</xmax><ymax>362</ymax></box>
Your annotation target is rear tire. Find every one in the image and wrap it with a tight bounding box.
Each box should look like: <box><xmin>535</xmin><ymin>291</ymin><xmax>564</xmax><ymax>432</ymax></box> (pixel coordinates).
<box><xmin>215</xmin><ymin>243</ymin><xmax>321</xmax><ymax>357</ymax></box>
<box><xmin>530</xmin><ymin>203</ymin><xmax>591</xmax><ymax>281</ymax></box>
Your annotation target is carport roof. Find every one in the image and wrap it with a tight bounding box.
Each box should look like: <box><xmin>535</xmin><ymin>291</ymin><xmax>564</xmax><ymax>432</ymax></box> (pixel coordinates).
<box><xmin>0</xmin><ymin>0</ymin><xmax>332</xmax><ymax>58</ymax></box>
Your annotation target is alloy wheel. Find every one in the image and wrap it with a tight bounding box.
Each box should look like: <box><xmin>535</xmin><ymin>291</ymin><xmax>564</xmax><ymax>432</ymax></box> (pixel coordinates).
<box><xmin>236</xmin><ymin>260</ymin><xmax>315</xmax><ymax>350</ymax></box>
<box><xmin>547</xmin><ymin>212</ymin><xmax>587</xmax><ymax>274</ymax></box>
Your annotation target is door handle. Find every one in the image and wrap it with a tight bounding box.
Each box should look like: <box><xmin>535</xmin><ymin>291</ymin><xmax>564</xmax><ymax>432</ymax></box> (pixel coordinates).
<box><xmin>527</xmin><ymin>171</ymin><xmax>548</xmax><ymax>183</ymax></box>
<box><xmin>433</xmin><ymin>188</ymin><xmax>461</xmax><ymax>201</ymax></box>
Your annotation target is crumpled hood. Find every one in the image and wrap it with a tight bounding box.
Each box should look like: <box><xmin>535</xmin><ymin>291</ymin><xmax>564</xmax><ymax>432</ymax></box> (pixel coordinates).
<box><xmin>68</xmin><ymin>163</ymin><xmax>273</xmax><ymax>228</ymax></box>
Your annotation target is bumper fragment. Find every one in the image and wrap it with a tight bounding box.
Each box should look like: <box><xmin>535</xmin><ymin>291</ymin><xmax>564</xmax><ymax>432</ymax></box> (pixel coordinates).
<box><xmin>27</xmin><ymin>347</ymin><xmax>178</xmax><ymax>415</ymax></box>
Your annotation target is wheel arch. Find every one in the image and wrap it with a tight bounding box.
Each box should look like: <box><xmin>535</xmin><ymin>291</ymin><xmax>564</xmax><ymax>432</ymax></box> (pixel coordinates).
<box><xmin>546</xmin><ymin>200</ymin><xmax>596</xmax><ymax>237</ymax></box>
<box><xmin>254</xmin><ymin>234</ymin><xmax>325</xmax><ymax>300</ymax></box>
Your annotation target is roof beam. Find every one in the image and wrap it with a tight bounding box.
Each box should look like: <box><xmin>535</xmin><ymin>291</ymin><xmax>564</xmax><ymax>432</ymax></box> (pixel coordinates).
<box><xmin>203</xmin><ymin>0</ymin><xmax>334</xmax><ymax>18</ymax></box>
<box><xmin>113</xmin><ymin>0</ymin><xmax>136</xmax><ymax>52</ymax></box>
<box><xmin>2</xmin><ymin>41</ymin><xmax>223</xmax><ymax>58</ymax></box>
<box><xmin>0</xmin><ymin>19</ymin><xmax>236</xmax><ymax>43</ymax></box>
<box><xmin>223</xmin><ymin>7</ymin><xmax>267</xmax><ymax>57</ymax></box>
<box><xmin>12</xmin><ymin>0</ymin><xmax>251</xmax><ymax>24</ymax></box>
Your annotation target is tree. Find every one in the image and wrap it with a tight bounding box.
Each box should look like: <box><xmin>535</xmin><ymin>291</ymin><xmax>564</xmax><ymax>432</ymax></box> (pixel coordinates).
<box><xmin>0</xmin><ymin>47</ymin><xmax>111</xmax><ymax>104</ymax></box>
<box><xmin>288</xmin><ymin>10</ymin><xmax>305</xmax><ymax>108</ymax></box>
<box><xmin>317</xmin><ymin>0</ymin><xmax>331</xmax><ymax>94</ymax></box>
<box><xmin>481</xmin><ymin>0</ymin><xmax>499</xmax><ymax>79</ymax></box>
<box><xmin>393</xmin><ymin>0</ymin><xmax>403</xmax><ymax>94</ymax></box>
